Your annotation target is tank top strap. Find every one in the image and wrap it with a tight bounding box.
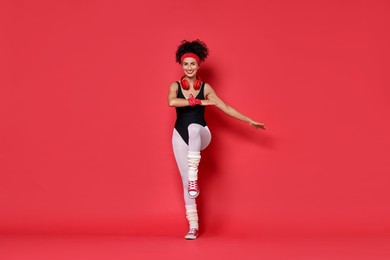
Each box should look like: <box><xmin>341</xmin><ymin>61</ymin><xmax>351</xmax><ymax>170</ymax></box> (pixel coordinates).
<box><xmin>198</xmin><ymin>82</ymin><xmax>206</xmax><ymax>99</ymax></box>
<box><xmin>176</xmin><ymin>81</ymin><xmax>184</xmax><ymax>98</ymax></box>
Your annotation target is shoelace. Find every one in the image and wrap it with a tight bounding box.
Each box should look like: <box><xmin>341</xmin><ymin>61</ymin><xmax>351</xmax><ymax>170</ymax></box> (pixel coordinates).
<box><xmin>189</xmin><ymin>180</ymin><xmax>198</xmax><ymax>190</ymax></box>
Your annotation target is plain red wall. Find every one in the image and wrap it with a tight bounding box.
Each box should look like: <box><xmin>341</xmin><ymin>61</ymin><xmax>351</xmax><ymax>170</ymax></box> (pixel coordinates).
<box><xmin>1</xmin><ymin>0</ymin><xmax>389</xmax><ymax>236</ymax></box>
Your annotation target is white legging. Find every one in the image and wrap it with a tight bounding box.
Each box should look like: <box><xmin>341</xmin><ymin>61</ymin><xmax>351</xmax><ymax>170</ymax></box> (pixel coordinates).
<box><xmin>172</xmin><ymin>123</ymin><xmax>212</xmax><ymax>205</ymax></box>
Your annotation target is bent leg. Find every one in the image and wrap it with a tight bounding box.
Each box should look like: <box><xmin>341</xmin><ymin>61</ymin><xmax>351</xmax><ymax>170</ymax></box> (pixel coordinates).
<box><xmin>172</xmin><ymin>128</ymin><xmax>196</xmax><ymax>206</ymax></box>
<box><xmin>187</xmin><ymin>124</ymin><xmax>212</xmax><ymax>198</ymax></box>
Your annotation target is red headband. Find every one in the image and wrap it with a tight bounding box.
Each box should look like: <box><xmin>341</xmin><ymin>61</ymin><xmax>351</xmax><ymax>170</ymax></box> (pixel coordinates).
<box><xmin>180</xmin><ymin>53</ymin><xmax>201</xmax><ymax>64</ymax></box>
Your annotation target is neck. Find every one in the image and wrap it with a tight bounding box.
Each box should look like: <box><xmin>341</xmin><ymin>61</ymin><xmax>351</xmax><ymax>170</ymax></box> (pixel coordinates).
<box><xmin>184</xmin><ymin>75</ymin><xmax>197</xmax><ymax>82</ymax></box>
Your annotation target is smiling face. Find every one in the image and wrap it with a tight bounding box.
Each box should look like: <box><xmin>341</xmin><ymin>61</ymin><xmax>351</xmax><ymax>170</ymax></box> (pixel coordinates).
<box><xmin>181</xmin><ymin>57</ymin><xmax>199</xmax><ymax>78</ymax></box>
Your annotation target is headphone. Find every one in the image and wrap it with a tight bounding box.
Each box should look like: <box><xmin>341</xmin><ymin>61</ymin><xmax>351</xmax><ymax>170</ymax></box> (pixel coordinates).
<box><xmin>181</xmin><ymin>75</ymin><xmax>202</xmax><ymax>90</ymax></box>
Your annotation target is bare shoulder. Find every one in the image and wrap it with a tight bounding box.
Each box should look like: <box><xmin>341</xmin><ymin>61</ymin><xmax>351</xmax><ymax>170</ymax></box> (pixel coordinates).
<box><xmin>203</xmin><ymin>82</ymin><xmax>214</xmax><ymax>95</ymax></box>
<box><xmin>204</xmin><ymin>82</ymin><xmax>217</xmax><ymax>98</ymax></box>
<box><xmin>169</xmin><ymin>81</ymin><xmax>179</xmax><ymax>92</ymax></box>
<box><xmin>170</xmin><ymin>81</ymin><xmax>179</xmax><ymax>89</ymax></box>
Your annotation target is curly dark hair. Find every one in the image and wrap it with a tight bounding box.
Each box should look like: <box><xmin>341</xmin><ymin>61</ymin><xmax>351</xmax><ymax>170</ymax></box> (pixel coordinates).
<box><xmin>175</xmin><ymin>39</ymin><xmax>209</xmax><ymax>64</ymax></box>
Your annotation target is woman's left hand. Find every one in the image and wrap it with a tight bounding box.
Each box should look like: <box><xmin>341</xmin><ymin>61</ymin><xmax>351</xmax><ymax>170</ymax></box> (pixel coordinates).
<box><xmin>249</xmin><ymin>120</ymin><xmax>266</xmax><ymax>130</ymax></box>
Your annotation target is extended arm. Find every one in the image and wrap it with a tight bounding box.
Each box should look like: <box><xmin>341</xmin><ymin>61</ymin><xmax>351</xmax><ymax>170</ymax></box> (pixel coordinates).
<box><xmin>204</xmin><ymin>83</ymin><xmax>266</xmax><ymax>130</ymax></box>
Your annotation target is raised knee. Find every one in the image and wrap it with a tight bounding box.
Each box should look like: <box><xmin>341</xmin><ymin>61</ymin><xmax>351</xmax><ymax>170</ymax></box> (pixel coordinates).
<box><xmin>188</xmin><ymin>124</ymin><xmax>201</xmax><ymax>136</ymax></box>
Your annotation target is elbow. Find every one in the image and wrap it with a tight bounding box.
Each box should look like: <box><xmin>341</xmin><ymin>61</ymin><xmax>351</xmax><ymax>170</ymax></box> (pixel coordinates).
<box><xmin>168</xmin><ymin>100</ymin><xmax>175</xmax><ymax>107</ymax></box>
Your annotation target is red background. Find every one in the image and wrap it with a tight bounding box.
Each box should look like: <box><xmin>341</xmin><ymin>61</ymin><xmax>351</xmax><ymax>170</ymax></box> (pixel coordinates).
<box><xmin>1</xmin><ymin>0</ymin><xmax>389</xmax><ymax>237</ymax></box>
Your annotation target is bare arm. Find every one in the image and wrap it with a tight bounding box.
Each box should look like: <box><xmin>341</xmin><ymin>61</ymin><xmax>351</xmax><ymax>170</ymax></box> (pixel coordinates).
<box><xmin>204</xmin><ymin>83</ymin><xmax>266</xmax><ymax>130</ymax></box>
<box><xmin>168</xmin><ymin>82</ymin><xmax>189</xmax><ymax>107</ymax></box>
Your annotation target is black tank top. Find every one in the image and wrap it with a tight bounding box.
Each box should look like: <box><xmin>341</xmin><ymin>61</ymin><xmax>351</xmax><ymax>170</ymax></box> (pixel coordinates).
<box><xmin>174</xmin><ymin>81</ymin><xmax>207</xmax><ymax>145</ymax></box>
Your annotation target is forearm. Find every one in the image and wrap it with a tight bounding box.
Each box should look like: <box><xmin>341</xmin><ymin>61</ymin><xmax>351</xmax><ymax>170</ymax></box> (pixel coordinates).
<box><xmin>168</xmin><ymin>98</ymin><xmax>190</xmax><ymax>107</ymax></box>
<box><xmin>221</xmin><ymin>104</ymin><xmax>252</xmax><ymax>123</ymax></box>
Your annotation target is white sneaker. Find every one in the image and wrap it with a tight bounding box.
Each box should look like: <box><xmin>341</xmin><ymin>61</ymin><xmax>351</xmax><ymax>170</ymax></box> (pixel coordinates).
<box><xmin>188</xmin><ymin>180</ymin><xmax>199</xmax><ymax>198</ymax></box>
<box><xmin>185</xmin><ymin>227</ymin><xmax>199</xmax><ymax>240</ymax></box>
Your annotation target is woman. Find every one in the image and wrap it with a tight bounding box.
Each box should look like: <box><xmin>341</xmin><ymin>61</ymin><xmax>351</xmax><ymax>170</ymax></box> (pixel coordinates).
<box><xmin>168</xmin><ymin>39</ymin><xmax>266</xmax><ymax>240</ymax></box>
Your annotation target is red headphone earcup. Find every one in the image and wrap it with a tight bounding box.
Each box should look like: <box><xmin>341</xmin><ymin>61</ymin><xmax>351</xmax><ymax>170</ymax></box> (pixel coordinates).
<box><xmin>181</xmin><ymin>79</ymin><xmax>189</xmax><ymax>90</ymax></box>
<box><xmin>194</xmin><ymin>75</ymin><xmax>202</xmax><ymax>90</ymax></box>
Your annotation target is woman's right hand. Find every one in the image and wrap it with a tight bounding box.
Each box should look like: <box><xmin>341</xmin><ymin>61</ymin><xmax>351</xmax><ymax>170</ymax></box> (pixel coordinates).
<box><xmin>201</xmin><ymin>99</ymin><xmax>216</xmax><ymax>106</ymax></box>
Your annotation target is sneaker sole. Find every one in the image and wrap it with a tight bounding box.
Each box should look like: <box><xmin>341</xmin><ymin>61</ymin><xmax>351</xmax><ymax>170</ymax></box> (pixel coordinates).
<box><xmin>185</xmin><ymin>235</ymin><xmax>198</xmax><ymax>240</ymax></box>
